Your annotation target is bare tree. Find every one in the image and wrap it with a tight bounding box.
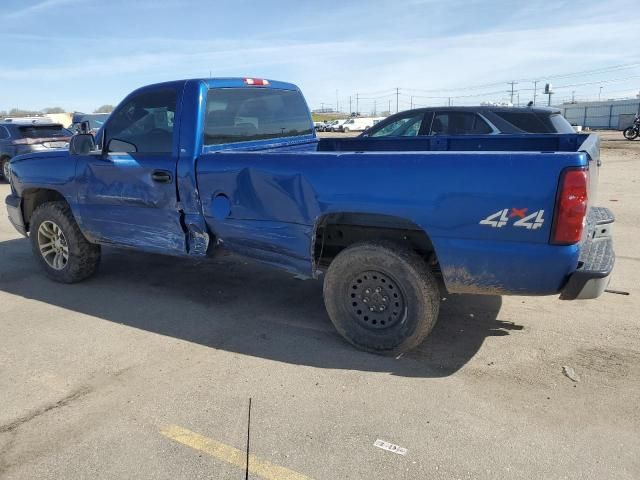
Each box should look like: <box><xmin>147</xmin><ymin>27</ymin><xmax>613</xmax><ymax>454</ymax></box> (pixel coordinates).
<box><xmin>9</xmin><ymin>108</ymin><xmax>41</xmax><ymax>117</ymax></box>
<box><xmin>42</xmin><ymin>107</ymin><xmax>66</xmax><ymax>114</ymax></box>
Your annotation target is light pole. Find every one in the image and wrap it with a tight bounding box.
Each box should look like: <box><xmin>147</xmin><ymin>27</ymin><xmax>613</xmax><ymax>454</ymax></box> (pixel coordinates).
<box><xmin>598</xmin><ymin>86</ymin><xmax>603</xmax><ymax>102</ymax></box>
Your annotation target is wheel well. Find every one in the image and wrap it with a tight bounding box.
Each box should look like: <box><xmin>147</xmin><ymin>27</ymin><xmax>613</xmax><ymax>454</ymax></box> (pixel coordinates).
<box><xmin>22</xmin><ymin>188</ymin><xmax>67</xmax><ymax>231</ymax></box>
<box><xmin>313</xmin><ymin>213</ymin><xmax>437</xmax><ymax>271</ymax></box>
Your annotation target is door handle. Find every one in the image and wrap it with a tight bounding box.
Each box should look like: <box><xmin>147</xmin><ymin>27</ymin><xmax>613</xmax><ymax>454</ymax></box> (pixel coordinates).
<box><xmin>151</xmin><ymin>170</ymin><xmax>172</xmax><ymax>183</ymax></box>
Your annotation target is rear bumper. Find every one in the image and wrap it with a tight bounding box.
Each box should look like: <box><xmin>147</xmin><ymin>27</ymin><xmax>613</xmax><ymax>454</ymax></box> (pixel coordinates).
<box><xmin>5</xmin><ymin>194</ymin><xmax>27</xmax><ymax>237</ymax></box>
<box><xmin>560</xmin><ymin>207</ymin><xmax>615</xmax><ymax>300</ymax></box>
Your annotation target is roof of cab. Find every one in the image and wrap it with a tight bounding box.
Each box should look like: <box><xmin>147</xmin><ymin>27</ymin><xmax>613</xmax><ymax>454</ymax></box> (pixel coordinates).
<box><xmin>131</xmin><ymin>77</ymin><xmax>300</xmax><ymax>94</ymax></box>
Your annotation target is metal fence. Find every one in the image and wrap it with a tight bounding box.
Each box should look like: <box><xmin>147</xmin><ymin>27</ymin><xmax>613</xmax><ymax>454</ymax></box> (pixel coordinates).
<box><xmin>561</xmin><ymin>100</ymin><xmax>640</xmax><ymax>130</ymax></box>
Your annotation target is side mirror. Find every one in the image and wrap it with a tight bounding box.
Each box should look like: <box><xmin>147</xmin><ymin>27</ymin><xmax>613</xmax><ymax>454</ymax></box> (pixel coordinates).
<box><xmin>107</xmin><ymin>138</ymin><xmax>137</xmax><ymax>153</ymax></box>
<box><xmin>69</xmin><ymin>134</ymin><xmax>96</xmax><ymax>155</ymax></box>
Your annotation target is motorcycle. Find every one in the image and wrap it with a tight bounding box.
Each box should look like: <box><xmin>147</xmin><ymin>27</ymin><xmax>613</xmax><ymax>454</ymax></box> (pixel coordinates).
<box><xmin>623</xmin><ymin>114</ymin><xmax>640</xmax><ymax>140</ymax></box>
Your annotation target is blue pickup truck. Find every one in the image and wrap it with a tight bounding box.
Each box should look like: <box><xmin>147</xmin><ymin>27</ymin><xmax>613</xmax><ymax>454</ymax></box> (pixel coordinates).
<box><xmin>5</xmin><ymin>78</ymin><xmax>615</xmax><ymax>354</ymax></box>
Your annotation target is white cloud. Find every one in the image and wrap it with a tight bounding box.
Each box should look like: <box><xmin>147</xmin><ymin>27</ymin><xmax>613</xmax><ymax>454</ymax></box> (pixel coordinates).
<box><xmin>4</xmin><ymin>0</ymin><xmax>76</xmax><ymax>18</ymax></box>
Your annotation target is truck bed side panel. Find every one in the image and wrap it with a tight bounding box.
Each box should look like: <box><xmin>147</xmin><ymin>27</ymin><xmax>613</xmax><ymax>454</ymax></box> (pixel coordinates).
<box><xmin>196</xmin><ymin>150</ymin><xmax>588</xmax><ymax>294</ymax></box>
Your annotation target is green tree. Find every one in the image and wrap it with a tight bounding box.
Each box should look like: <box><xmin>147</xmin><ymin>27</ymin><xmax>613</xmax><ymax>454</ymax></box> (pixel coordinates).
<box><xmin>42</xmin><ymin>107</ymin><xmax>66</xmax><ymax>114</ymax></box>
<box><xmin>94</xmin><ymin>105</ymin><xmax>114</xmax><ymax>113</ymax></box>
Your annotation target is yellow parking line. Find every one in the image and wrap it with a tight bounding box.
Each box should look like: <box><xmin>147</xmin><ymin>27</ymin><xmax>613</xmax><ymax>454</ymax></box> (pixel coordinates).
<box><xmin>160</xmin><ymin>424</ymin><xmax>313</xmax><ymax>480</ymax></box>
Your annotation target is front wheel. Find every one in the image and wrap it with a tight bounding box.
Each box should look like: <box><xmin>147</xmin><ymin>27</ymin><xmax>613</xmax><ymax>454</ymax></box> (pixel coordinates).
<box><xmin>30</xmin><ymin>201</ymin><xmax>101</xmax><ymax>283</ymax></box>
<box><xmin>1</xmin><ymin>158</ymin><xmax>10</xmax><ymax>181</ymax></box>
<box><xmin>623</xmin><ymin>127</ymin><xmax>639</xmax><ymax>140</ymax></box>
<box><xmin>323</xmin><ymin>241</ymin><xmax>440</xmax><ymax>355</ymax></box>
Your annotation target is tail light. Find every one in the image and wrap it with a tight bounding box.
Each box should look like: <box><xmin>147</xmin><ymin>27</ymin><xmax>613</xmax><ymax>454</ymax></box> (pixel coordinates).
<box><xmin>551</xmin><ymin>167</ymin><xmax>589</xmax><ymax>244</ymax></box>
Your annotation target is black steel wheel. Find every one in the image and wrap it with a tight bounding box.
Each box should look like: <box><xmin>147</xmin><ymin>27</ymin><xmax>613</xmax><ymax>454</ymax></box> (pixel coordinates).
<box><xmin>347</xmin><ymin>271</ymin><xmax>406</xmax><ymax>330</ymax></box>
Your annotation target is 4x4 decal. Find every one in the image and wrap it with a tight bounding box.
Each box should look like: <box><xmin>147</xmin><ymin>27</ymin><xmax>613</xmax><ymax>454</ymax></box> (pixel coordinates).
<box><xmin>480</xmin><ymin>208</ymin><xmax>545</xmax><ymax>230</ymax></box>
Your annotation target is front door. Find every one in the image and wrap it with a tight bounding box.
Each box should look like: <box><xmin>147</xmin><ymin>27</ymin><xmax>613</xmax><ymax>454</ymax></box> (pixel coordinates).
<box><xmin>74</xmin><ymin>85</ymin><xmax>187</xmax><ymax>254</ymax></box>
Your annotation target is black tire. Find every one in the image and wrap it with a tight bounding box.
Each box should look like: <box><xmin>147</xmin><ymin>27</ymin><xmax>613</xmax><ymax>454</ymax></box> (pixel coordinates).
<box><xmin>623</xmin><ymin>127</ymin><xmax>639</xmax><ymax>140</ymax></box>
<box><xmin>29</xmin><ymin>201</ymin><xmax>101</xmax><ymax>283</ymax></box>
<box><xmin>323</xmin><ymin>241</ymin><xmax>440</xmax><ymax>355</ymax></box>
<box><xmin>1</xmin><ymin>157</ymin><xmax>10</xmax><ymax>181</ymax></box>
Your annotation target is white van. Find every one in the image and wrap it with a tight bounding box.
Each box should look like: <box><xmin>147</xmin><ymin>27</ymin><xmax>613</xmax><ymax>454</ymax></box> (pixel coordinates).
<box><xmin>340</xmin><ymin>117</ymin><xmax>379</xmax><ymax>132</ymax></box>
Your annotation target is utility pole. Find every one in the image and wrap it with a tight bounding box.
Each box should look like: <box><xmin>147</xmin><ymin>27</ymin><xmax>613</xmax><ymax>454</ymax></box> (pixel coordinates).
<box><xmin>396</xmin><ymin>87</ymin><xmax>400</xmax><ymax>113</ymax></box>
<box><xmin>572</xmin><ymin>91</ymin><xmax>576</xmax><ymax>103</ymax></box>
<box><xmin>373</xmin><ymin>100</ymin><xmax>377</xmax><ymax>116</ymax></box>
<box><xmin>599</xmin><ymin>86</ymin><xmax>603</xmax><ymax>101</ymax></box>
<box><xmin>448</xmin><ymin>97</ymin><xmax>451</xmax><ymax>106</ymax></box>
<box><xmin>388</xmin><ymin>100</ymin><xmax>391</xmax><ymax>114</ymax></box>
<box><xmin>410</xmin><ymin>96</ymin><xmax>413</xmax><ymax>109</ymax></box>
<box><xmin>508</xmin><ymin>81</ymin><xmax>518</xmax><ymax>105</ymax></box>
<box><xmin>356</xmin><ymin>93</ymin><xmax>359</xmax><ymax>116</ymax></box>
<box><xmin>517</xmin><ymin>92</ymin><xmax>520</xmax><ymax>107</ymax></box>
<box><xmin>336</xmin><ymin>90</ymin><xmax>339</xmax><ymax>113</ymax></box>
<box><xmin>349</xmin><ymin>96</ymin><xmax>352</xmax><ymax>115</ymax></box>
<box><xmin>321</xmin><ymin>102</ymin><xmax>325</xmax><ymax>112</ymax></box>
<box><xmin>533</xmin><ymin>80</ymin><xmax>538</xmax><ymax>106</ymax></box>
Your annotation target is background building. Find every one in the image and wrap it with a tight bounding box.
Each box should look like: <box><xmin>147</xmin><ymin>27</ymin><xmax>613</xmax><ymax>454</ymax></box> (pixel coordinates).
<box><xmin>559</xmin><ymin>99</ymin><xmax>640</xmax><ymax>130</ymax></box>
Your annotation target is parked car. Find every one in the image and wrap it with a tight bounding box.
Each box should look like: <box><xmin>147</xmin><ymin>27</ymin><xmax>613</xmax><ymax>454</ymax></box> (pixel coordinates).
<box><xmin>321</xmin><ymin>120</ymin><xmax>336</xmax><ymax>132</ymax></box>
<box><xmin>313</xmin><ymin>121</ymin><xmax>325</xmax><ymax>132</ymax></box>
<box><xmin>329</xmin><ymin>119</ymin><xmax>348</xmax><ymax>132</ymax></box>
<box><xmin>0</xmin><ymin>120</ymin><xmax>72</xmax><ymax>181</ymax></box>
<box><xmin>6</xmin><ymin>77</ymin><xmax>614</xmax><ymax>355</ymax></box>
<box><xmin>68</xmin><ymin>112</ymin><xmax>110</xmax><ymax>135</ymax></box>
<box><xmin>361</xmin><ymin>106</ymin><xmax>575</xmax><ymax>137</ymax></box>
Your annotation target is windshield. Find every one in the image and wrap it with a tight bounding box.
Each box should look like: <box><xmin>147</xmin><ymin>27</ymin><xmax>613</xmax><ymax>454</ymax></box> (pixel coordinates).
<box><xmin>204</xmin><ymin>88</ymin><xmax>312</xmax><ymax>145</ymax></box>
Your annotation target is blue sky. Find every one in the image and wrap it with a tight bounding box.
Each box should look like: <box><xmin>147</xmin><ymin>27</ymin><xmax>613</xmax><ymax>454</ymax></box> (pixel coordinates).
<box><xmin>0</xmin><ymin>0</ymin><xmax>639</xmax><ymax>113</ymax></box>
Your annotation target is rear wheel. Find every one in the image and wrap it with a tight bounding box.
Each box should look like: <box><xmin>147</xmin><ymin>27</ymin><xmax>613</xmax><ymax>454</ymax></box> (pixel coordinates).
<box><xmin>323</xmin><ymin>241</ymin><xmax>440</xmax><ymax>355</ymax></box>
<box><xmin>30</xmin><ymin>201</ymin><xmax>101</xmax><ymax>283</ymax></box>
<box><xmin>623</xmin><ymin>127</ymin><xmax>639</xmax><ymax>140</ymax></box>
<box><xmin>1</xmin><ymin>157</ymin><xmax>10</xmax><ymax>181</ymax></box>
<box><xmin>343</xmin><ymin>127</ymin><xmax>350</xmax><ymax>133</ymax></box>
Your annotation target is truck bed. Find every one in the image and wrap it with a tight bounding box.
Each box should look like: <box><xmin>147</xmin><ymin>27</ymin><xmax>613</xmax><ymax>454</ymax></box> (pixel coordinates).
<box><xmin>195</xmin><ymin>133</ymin><xmax>601</xmax><ymax>295</ymax></box>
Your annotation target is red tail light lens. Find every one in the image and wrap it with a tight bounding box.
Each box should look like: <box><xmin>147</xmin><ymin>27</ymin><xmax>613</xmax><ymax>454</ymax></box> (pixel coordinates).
<box><xmin>244</xmin><ymin>78</ymin><xmax>269</xmax><ymax>86</ymax></box>
<box><xmin>552</xmin><ymin>167</ymin><xmax>588</xmax><ymax>244</ymax></box>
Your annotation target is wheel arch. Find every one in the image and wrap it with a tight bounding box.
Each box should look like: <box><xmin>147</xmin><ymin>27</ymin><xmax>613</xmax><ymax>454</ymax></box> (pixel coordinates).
<box><xmin>21</xmin><ymin>188</ymin><xmax>68</xmax><ymax>232</ymax></box>
<box><xmin>312</xmin><ymin>212</ymin><xmax>437</xmax><ymax>273</ymax></box>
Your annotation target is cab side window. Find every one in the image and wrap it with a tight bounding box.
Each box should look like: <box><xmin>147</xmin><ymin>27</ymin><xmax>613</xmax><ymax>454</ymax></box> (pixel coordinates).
<box><xmin>430</xmin><ymin>112</ymin><xmax>492</xmax><ymax>135</ymax></box>
<box><xmin>370</xmin><ymin>113</ymin><xmax>424</xmax><ymax>137</ymax></box>
<box><xmin>105</xmin><ymin>89</ymin><xmax>177</xmax><ymax>153</ymax></box>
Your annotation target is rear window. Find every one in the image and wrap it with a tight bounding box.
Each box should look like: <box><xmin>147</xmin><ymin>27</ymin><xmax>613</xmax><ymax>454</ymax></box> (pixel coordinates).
<box><xmin>545</xmin><ymin>113</ymin><xmax>575</xmax><ymax>134</ymax></box>
<box><xmin>204</xmin><ymin>88</ymin><xmax>312</xmax><ymax>145</ymax></box>
<box><xmin>18</xmin><ymin>125</ymin><xmax>71</xmax><ymax>138</ymax></box>
<box><xmin>493</xmin><ymin>111</ymin><xmax>549</xmax><ymax>133</ymax></box>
